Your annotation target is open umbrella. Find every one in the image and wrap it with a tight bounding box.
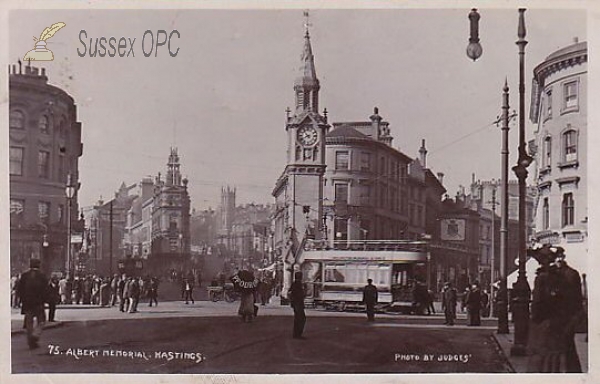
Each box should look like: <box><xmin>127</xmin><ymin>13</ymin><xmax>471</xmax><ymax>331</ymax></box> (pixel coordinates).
<box><xmin>231</xmin><ymin>270</ymin><xmax>259</xmax><ymax>291</ymax></box>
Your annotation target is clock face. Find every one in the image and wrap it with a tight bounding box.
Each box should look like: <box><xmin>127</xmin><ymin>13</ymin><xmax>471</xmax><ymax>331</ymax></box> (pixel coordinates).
<box><xmin>297</xmin><ymin>126</ymin><xmax>318</xmax><ymax>146</ymax></box>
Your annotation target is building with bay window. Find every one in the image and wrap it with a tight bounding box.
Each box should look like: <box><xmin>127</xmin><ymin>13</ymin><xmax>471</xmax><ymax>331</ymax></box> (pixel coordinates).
<box><xmin>530</xmin><ymin>39</ymin><xmax>587</xmax><ymax>273</ymax></box>
<box><xmin>9</xmin><ymin>63</ymin><xmax>83</xmax><ymax>275</ymax></box>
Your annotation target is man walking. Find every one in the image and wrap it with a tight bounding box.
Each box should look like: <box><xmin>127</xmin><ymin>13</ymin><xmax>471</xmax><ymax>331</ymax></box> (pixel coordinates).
<box><xmin>46</xmin><ymin>277</ymin><xmax>60</xmax><ymax>322</ymax></box>
<box><xmin>442</xmin><ymin>282</ymin><xmax>457</xmax><ymax>326</ymax></box>
<box><xmin>362</xmin><ymin>278</ymin><xmax>378</xmax><ymax>322</ymax></box>
<box><xmin>18</xmin><ymin>259</ymin><xmax>48</xmax><ymax>349</ymax></box>
<box><xmin>289</xmin><ymin>271</ymin><xmax>306</xmax><ymax>339</ymax></box>
<box><xmin>148</xmin><ymin>277</ymin><xmax>159</xmax><ymax>307</ymax></box>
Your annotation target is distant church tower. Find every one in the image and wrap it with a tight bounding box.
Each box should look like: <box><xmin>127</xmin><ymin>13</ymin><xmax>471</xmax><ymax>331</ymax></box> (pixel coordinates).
<box><xmin>218</xmin><ymin>186</ymin><xmax>236</xmax><ymax>236</ymax></box>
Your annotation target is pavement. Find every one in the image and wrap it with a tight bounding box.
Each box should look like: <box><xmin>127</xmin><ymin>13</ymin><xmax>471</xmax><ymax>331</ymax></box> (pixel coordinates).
<box><xmin>492</xmin><ymin>327</ymin><xmax>588</xmax><ymax>373</ymax></box>
<box><xmin>10</xmin><ymin>299</ymin><xmax>494</xmax><ymax>334</ymax></box>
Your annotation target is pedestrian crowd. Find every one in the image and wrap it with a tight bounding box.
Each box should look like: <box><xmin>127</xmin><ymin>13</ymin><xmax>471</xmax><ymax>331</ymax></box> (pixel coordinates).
<box><xmin>11</xmin><ymin>272</ymin><xmax>163</xmax><ymax>318</ymax></box>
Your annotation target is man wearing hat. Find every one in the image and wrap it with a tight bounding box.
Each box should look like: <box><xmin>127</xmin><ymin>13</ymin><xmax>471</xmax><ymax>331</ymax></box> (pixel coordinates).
<box><xmin>442</xmin><ymin>282</ymin><xmax>457</xmax><ymax>326</ymax></box>
<box><xmin>18</xmin><ymin>258</ymin><xmax>49</xmax><ymax>349</ymax></box>
<box><xmin>554</xmin><ymin>248</ymin><xmax>584</xmax><ymax>372</ymax></box>
<box><xmin>288</xmin><ymin>271</ymin><xmax>306</xmax><ymax>339</ymax></box>
<box><xmin>362</xmin><ymin>278</ymin><xmax>378</xmax><ymax>322</ymax></box>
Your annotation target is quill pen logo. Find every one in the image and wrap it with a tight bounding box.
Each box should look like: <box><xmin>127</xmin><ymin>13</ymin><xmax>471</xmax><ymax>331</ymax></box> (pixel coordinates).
<box><xmin>23</xmin><ymin>22</ymin><xmax>66</xmax><ymax>61</ymax></box>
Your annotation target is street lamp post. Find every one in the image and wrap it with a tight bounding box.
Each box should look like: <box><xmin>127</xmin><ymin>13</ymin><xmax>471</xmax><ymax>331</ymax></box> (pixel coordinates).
<box><xmin>510</xmin><ymin>8</ymin><xmax>533</xmax><ymax>356</ymax></box>
<box><xmin>65</xmin><ymin>173</ymin><xmax>76</xmax><ymax>278</ymax></box>
<box><xmin>497</xmin><ymin>81</ymin><xmax>511</xmax><ymax>334</ymax></box>
<box><xmin>467</xmin><ymin>9</ymin><xmax>530</xmax><ymax>338</ymax></box>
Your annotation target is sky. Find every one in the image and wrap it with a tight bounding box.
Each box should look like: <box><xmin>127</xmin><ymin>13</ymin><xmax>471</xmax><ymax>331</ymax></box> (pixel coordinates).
<box><xmin>8</xmin><ymin>7</ymin><xmax>588</xmax><ymax>211</ymax></box>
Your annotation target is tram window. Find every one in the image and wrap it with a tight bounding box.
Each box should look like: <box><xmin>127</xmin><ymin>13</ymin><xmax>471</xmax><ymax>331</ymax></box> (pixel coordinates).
<box><xmin>324</xmin><ymin>265</ymin><xmax>346</xmax><ymax>282</ymax></box>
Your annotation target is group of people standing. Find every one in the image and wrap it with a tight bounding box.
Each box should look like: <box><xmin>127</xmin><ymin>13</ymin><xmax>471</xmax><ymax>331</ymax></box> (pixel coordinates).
<box><xmin>441</xmin><ymin>281</ymin><xmax>489</xmax><ymax>326</ymax></box>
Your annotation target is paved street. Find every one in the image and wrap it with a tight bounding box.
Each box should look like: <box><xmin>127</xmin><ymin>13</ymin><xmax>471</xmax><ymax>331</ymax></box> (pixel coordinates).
<box><xmin>11</xmin><ymin>300</ymin><xmax>511</xmax><ymax>374</ymax></box>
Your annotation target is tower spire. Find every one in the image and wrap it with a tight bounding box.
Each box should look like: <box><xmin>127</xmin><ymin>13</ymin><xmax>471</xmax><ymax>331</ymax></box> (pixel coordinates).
<box><xmin>294</xmin><ymin>10</ymin><xmax>320</xmax><ymax>114</ymax></box>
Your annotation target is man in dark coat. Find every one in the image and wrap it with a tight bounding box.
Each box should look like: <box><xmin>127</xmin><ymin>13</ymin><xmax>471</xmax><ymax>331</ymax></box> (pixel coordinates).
<box><xmin>555</xmin><ymin>249</ymin><xmax>584</xmax><ymax>372</ymax></box>
<box><xmin>442</xmin><ymin>282</ymin><xmax>457</xmax><ymax>326</ymax></box>
<box><xmin>46</xmin><ymin>277</ymin><xmax>60</xmax><ymax>322</ymax></box>
<box><xmin>18</xmin><ymin>259</ymin><xmax>48</xmax><ymax>349</ymax></box>
<box><xmin>289</xmin><ymin>271</ymin><xmax>306</xmax><ymax>339</ymax></box>
<box><xmin>362</xmin><ymin>279</ymin><xmax>378</xmax><ymax>322</ymax></box>
<box><xmin>466</xmin><ymin>282</ymin><xmax>482</xmax><ymax>326</ymax></box>
<box><xmin>118</xmin><ymin>275</ymin><xmax>127</xmax><ymax>312</ymax></box>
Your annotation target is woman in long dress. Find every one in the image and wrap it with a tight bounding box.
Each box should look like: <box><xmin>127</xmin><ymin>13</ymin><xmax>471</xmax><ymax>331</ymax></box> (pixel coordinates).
<box><xmin>232</xmin><ymin>270</ymin><xmax>258</xmax><ymax>323</ymax></box>
<box><xmin>527</xmin><ymin>245</ymin><xmax>582</xmax><ymax>372</ymax></box>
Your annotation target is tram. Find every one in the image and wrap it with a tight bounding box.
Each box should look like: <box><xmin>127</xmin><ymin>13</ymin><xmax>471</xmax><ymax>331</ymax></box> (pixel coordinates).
<box><xmin>299</xmin><ymin>240</ymin><xmax>429</xmax><ymax>311</ymax></box>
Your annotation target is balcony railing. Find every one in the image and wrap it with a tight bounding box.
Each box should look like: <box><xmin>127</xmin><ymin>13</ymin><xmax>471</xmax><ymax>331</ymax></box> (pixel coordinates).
<box><xmin>304</xmin><ymin>239</ymin><xmax>428</xmax><ymax>252</ymax></box>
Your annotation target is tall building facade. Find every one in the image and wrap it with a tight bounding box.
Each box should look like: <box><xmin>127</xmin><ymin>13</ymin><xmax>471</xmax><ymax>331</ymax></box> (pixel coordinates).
<box><xmin>323</xmin><ymin>110</ymin><xmax>432</xmax><ymax>243</ymax></box>
<box><xmin>123</xmin><ymin>148</ymin><xmax>191</xmax><ymax>275</ymax></box>
<box><xmin>9</xmin><ymin>64</ymin><xmax>83</xmax><ymax>275</ymax></box>
<box><xmin>272</xmin><ymin>25</ymin><xmax>330</xmax><ymax>293</ymax></box>
<box><xmin>86</xmin><ymin>183</ymin><xmax>137</xmax><ymax>276</ymax></box>
<box><xmin>530</xmin><ymin>39</ymin><xmax>587</xmax><ymax>273</ymax></box>
<box><xmin>149</xmin><ymin>148</ymin><xmax>191</xmax><ymax>273</ymax></box>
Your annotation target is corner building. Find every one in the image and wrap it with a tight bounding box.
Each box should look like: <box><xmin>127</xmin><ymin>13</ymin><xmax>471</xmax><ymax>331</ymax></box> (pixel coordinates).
<box><xmin>530</xmin><ymin>39</ymin><xmax>587</xmax><ymax>273</ymax></box>
<box><xmin>9</xmin><ymin>64</ymin><xmax>83</xmax><ymax>275</ymax></box>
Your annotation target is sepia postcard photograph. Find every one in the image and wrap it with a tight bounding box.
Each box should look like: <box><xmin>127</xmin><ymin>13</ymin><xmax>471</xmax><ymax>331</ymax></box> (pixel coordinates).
<box><xmin>1</xmin><ymin>1</ymin><xmax>597</xmax><ymax>383</ymax></box>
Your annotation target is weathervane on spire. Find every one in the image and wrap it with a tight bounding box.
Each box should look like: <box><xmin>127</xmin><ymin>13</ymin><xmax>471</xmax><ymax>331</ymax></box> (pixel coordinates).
<box><xmin>303</xmin><ymin>10</ymin><xmax>312</xmax><ymax>36</ymax></box>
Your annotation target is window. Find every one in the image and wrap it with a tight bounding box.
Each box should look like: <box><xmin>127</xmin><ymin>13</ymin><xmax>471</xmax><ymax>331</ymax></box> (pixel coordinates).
<box><xmin>417</xmin><ymin>206</ymin><xmax>424</xmax><ymax>227</ymax></box>
<box><xmin>380</xmin><ymin>156</ymin><xmax>386</xmax><ymax>175</ymax></box>
<box><xmin>334</xmin><ymin>218</ymin><xmax>348</xmax><ymax>240</ymax></box>
<box><xmin>38</xmin><ymin>201</ymin><xmax>51</xmax><ymax>224</ymax></box>
<box><xmin>39</xmin><ymin>115</ymin><xmax>50</xmax><ymax>134</ymax></box>
<box><xmin>563</xmin><ymin>129</ymin><xmax>578</xmax><ymax>162</ymax></box>
<box><xmin>10</xmin><ymin>199</ymin><xmax>25</xmax><ymax>226</ymax></box>
<box><xmin>10</xmin><ymin>110</ymin><xmax>25</xmax><ymax>130</ymax></box>
<box><xmin>545</xmin><ymin>89</ymin><xmax>552</xmax><ymax>119</ymax></box>
<box><xmin>58</xmin><ymin>204</ymin><xmax>65</xmax><ymax>224</ymax></box>
<box><xmin>334</xmin><ymin>183</ymin><xmax>349</xmax><ymax>204</ymax></box>
<box><xmin>542</xmin><ymin>136</ymin><xmax>552</xmax><ymax>168</ymax></box>
<box><xmin>563</xmin><ymin>81</ymin><xmax>579</xmax><ymax>110</ymax></box>
<box><xmin>543</xmin><ymin>198</ymin><xmax>549</xmax><ymax>230</ymax></box>
<box><xmin>562</xmin><ymin>193</ymin><xmax>574</xmax><ymax>227</ymax></box>
<box><xmin>59</xmin><ymin>120</ymin><xmax>67</xmax><ymax>137</ymax></box>
<box><xmin>38</xmin><ymin>151</ymin><xmax>50</xmax><ymax>178</ymax></box>
<box><xmin>390</xmin><ymin>188</ymin><xmax>397</xmax><ymax>212</ymax></box>
<box><xmin>359</xmin><ymin>185</ymin><xmax>371</xmax><ymax>205</ymax></box>
<box><xmin>58</xmin><ymin>154</ymin><xmax>65</xmax><ymax>181</ymax></box>
<box><xmin>9</xmin><ymin>147</ymin><xmax>24</xmax><ymax>176</ymax></box>
<box><xmin>335</xmin><ymin>151</ymin><xmax>349</xmax><ymax>170</ymax></box>
<box><xmin>360</xmin><ymin>152</ymin><xmax>371</xmax><ymax>171</ymax></box>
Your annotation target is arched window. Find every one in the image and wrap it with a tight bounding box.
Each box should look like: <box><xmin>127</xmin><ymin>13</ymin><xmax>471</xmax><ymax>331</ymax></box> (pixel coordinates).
<box><xmin>39</xmin><ymin>115</ymin><xmax>50</xmax><ymax>134</ymax></box>
<box><xmin>59</xmin><ymin>119</ymin><xmax>67</xmax><ymax>137</ymax></box>
<box><xmin>562</xmin><ymin>128</ymin><xmax>578</xmax><ymax>162</ymax></box>
<box><xmin>10</xmin><ymin>110</ymin><xmax>25</xmax><ymax>130</ymax></box>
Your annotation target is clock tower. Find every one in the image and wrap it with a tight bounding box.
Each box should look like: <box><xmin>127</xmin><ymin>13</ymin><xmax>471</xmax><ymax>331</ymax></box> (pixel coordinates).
<box><xmin>272</xmin><ymin>19</ymin><xmax>329</xmax><ymax>297</ymax></box>
<box><xmin>284</xmin><ymin>24</ymin><xmax>329</xmax><ymax>241</ymax></box>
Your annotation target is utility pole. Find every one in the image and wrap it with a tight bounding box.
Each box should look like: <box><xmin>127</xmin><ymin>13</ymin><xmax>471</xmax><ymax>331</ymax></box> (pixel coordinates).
<box><xmin>488</xmin><ymin>184</ymin><xmax>498</xmax><ymax>317</ymax></box>
<box><xmin>109</xmin><ymin>200</ymin><xmax>113</xmax><ymax>277</ymax></box>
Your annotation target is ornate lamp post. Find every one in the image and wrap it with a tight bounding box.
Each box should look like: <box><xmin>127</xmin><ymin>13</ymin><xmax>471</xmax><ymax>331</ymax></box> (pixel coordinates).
<box><xmin>510</xmin><ymin>8</ymin><xmax>533</xmax><ymax>355</ymax></box>
<box><xmin>467</xmin><ymin>9</ymin><xmax>483</xmax><ymax>61</ymax></box>
<box><xmin>65</xmin><ymin>173</ymin><xmax>76</xmax><ymax>278</ymax></box>
<box><xmin>466</xmin><ymin>10</ymin><xmax>531</xmax><ymax>342</ymax></box>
